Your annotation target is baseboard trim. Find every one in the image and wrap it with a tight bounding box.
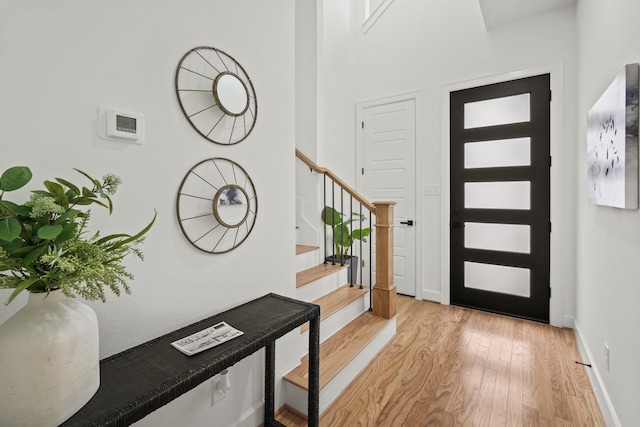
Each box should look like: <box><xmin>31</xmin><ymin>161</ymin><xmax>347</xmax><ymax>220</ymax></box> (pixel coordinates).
<box><xmin>563</xmin><ymin>314</ymin><xmax>575</xmax><ymax>328</ymax></box>
<box><xmin>421</xmin><ymin>289</ymin><xmax>441</xmax><ymax>303</ymax></box>
<box><xmin>232</xmin><ymin>401</ymin><xmax>264</xmax><ymax>427</ymax></box>
<box><xmin>573</xmin><ymin>321</ymin><xmax>620</xmax><ymax>427</ymax></box>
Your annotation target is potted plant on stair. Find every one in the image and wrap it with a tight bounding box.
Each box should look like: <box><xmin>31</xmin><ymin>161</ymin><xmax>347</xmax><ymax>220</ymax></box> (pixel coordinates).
<box><xmin>320</xmin><ymin>206</ymin><xmax>371</xmax><ymax>286</ymax></box>
<box><xmin>0</xmin><ymin>166</ymin><xmax>155</xmax><ymax>427</ymax></box>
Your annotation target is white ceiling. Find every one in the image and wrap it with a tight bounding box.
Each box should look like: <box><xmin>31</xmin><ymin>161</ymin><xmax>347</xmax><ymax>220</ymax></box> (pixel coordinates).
<box><xmin>479</xmin><ymin>0</ymin><xmax>576</xmax><ymax>29</ymax></box>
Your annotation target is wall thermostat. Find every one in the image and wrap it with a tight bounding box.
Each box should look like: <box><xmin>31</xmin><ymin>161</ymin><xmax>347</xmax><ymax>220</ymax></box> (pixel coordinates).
<box><xmin>98</xmin><ymin>106</ymin><xmax>145</xmax><ymax>144</ymax></box>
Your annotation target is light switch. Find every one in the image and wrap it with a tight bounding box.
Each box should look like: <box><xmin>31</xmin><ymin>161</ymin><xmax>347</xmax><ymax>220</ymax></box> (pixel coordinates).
<box><xmin>424</xmin><ymin>185</ymin><xmax>440</xmax><ymax>196</ymax></box>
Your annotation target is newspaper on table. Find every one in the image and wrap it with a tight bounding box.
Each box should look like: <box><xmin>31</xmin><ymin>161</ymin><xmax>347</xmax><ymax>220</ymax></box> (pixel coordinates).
<box><xmin>171</xmin><ymin>321</ymin><xmax>244</xmax><ymax>356</ymax></box>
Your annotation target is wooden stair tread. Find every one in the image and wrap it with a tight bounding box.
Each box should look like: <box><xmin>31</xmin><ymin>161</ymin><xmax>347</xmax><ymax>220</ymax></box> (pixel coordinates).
<box><xmin>296</xmin><ymin>244</ymin><xmax>319</xmax><ymax>255</ymax></box>
<box><xmin>296</xmin><ymin>263</ymin><xmax>345</xmax><ymax>288</ymax></box>
<box><xmin>300</xmin><ymin>285</ymin><xmax>367</xmax><ymax>333</ymax></box>
<box><xmin>284</xmin><ymin>312</ymin><xmax>392</xmax><ymax>390</ymax></box>
<box><xmin>275</xmin><ymin>405</ymin><xmax>307</xmax><ymax>425</ymax></box>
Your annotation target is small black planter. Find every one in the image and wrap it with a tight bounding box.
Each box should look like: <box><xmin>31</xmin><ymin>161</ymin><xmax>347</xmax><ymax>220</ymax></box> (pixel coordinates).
<box><xmin>326</xmin><ymin>255</ymin><xmax>359</xmax><ymax>286</ymax></box>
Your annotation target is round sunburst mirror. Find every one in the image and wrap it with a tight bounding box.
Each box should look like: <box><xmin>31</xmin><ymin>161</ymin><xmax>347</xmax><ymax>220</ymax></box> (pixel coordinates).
<box><xmin>177</xmin><ymin>158</ymin><xmax>258</xmax><ymax>253</ymax></box>
<box><xmin>175</xmin><ymin>46</ymin><xmax>257</xmax><ymax>145</ymax></box>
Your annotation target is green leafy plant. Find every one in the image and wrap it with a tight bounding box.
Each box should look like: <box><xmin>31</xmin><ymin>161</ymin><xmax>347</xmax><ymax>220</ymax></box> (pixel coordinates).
<box><xmin>0</xmin><ymin>166</ymin><xmax>156</xmax><ymax>305</ymax></box>
<box><xmin>320</xmin><ymin>206</ymin><xmax>371</xmax><ymax>259</ymax></box>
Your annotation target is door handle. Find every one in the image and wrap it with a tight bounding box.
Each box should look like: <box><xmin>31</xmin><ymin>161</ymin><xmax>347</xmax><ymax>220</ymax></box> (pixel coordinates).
<box><xmin>400</xmin><ymin>220</ymin><xmax>414</xmax><ymax>226</ymax></box>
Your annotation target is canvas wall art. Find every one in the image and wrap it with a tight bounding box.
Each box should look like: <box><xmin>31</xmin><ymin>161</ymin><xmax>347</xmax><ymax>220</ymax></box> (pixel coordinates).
<box><xmin>587</xmin><ymin>63</ymin><xmax>639</xmax><ymax>209</ymax></box>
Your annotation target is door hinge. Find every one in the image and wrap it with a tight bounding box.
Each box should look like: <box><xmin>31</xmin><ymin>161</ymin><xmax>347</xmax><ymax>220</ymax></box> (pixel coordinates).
<box><xmin>549</xmin><ymin>90</ymin><xmax>552</xmax><ymax>102</ymax></box>
<box><xmin>549</xmin><ymin>155</ymin><xmax>552</xmax><ymax>167</ymax></box>
<box><xmin>361</xmin><ymin>167</ymin><xmax>365</xmax><ymax>175</ymax></box>
<box><xmin>549</xmin><ymin>286</ymin><xmax>552</xmax><ymax>298</ymax></box>
<box><xmin>361</xmin><ymin>121</ymin><xmax>364</xmax><ymax>129</ymax></box>
<box><xmin>549</xmin><ymin>222</ymin><xmax>552</xmax><ymax>233</ymax></box>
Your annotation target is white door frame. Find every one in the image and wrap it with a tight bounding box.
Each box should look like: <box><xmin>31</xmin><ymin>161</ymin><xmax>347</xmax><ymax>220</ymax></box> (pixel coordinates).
<box><xmin>440</xmin><ymin>63</ymin><xmax>566</xmax><ymax>327</ymax></box>
<box><xmin>356</xmin><ymin>91</ymin><xmax>424</xmax><ymax>300</ymax></box>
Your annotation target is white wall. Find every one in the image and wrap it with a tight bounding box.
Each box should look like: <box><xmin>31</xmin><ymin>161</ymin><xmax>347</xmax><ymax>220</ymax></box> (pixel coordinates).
<box><xmin>0</xmin><ymin>1</ymin><xmax>298</xmax><ymax>425</ymax></box>
<box><xmin>295</xmin><ymin>0</ymin><xmax>323</xmax><ymax>246</ymax></box>
<box><xmin>317</xmin><ymin>0</ymin><xmax>359</xmax><ymax>181</ymax></box>
<box><xmin>318</xmin><ymin>0</ymin><xmax>577</xmax><ymax>319</ymax></box>
<box><xmin>296</xmin><ymin>0</ymin><xmax>319</xmax><ymax>159</ymax></box>
<box><xmin>295</xmin><ymin>0</ymin><xmax>361</xmax><ymax>247</ymax></box>
<box><xmin>575</xmin><ymin>0</ymin><xmax>640</xmax><ymax>425</ymax></box>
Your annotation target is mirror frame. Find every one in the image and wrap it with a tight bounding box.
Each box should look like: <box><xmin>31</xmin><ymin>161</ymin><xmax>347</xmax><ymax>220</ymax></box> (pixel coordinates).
<box><xmin>175</xmin><ymin>46</ymin><xmax>257</xmax><ymax>145</ymax></box>
<box><xmin>176</xmin><ymin>158</ymin><xmax>258</xmax><ymax>253</ymax></box>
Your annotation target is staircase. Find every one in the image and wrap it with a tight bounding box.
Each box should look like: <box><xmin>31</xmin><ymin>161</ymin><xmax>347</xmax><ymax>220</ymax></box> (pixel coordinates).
<box><xmin>282</xmin><ymin>244</ymin><xmax>397</xmax><ymax>417</ymax></box>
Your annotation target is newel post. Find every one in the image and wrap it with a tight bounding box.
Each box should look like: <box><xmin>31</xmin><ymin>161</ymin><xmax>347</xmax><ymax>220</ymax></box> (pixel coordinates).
<box><xmin>372</xmin><ymin>201</ymin><xmax>397</xmax><ymax>319</ymax></box>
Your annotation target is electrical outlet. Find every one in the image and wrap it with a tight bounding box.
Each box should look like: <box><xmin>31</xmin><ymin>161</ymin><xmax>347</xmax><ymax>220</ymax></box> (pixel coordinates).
<box><xmin>604</xmin><ymin>343</ymin><xmax>610</xmax><ymax>371</ymax></box>
<box><xmin>211</xmin><ymin>374</ymin><xmax>221</xmax><ymax>406</ymax></box>
<box><xmin>212</xmin><ymin>369</ymin><xmax>231</xmax><ymax>406</ymax></box>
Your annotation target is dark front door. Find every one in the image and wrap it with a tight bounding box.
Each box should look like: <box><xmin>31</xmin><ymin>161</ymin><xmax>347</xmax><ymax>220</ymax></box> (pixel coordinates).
<box><xmin>450</xmin><ymin>74</ymin><xmax>551</xmax><ymax>323</ymax></box>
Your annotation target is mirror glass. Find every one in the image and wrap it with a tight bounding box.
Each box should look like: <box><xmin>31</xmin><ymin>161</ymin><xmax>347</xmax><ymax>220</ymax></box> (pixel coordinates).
<box><xmin>213</xmin><ymin>185</ymin><xmax>249</xmax><ymax>227</ymax></box>
<box><xmin>214</xmin><ymin>73</ymin><xmax>249</xmax><ymax>116</ymax></box>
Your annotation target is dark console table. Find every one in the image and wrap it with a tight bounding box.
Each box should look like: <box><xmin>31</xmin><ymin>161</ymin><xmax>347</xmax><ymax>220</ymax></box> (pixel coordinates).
<box><xmin>61</xmin><ymin>293</ymin><xmax>320</xmax><ymax>427</ymax></box>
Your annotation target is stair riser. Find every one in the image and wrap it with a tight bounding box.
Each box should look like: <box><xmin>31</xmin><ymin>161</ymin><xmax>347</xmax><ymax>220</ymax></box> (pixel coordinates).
<box><xmin>300</xmin><ymin>293</ymin><xmax>367</xmax><ymax>357</ymax></box>
<box><xmin>296</xmin><ymin>269</ymin><xmax>348</xmax><ymax>302</ymax></box>
<box><xmin>296</xmin><ymin>249</ymin><xmax>322</xmax><ymax>273</ymax></box>
<box><xmin>284</xmin><ymin>317</ymin><xmax>397</xmax><ymax>416</ymax></box>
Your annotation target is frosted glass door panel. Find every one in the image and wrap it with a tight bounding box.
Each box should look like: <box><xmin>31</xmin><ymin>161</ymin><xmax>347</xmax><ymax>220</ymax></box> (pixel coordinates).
<box><xmin>465</xmin><ymin>181</ymin><xmax>530</xmax><ymax>210</ymax></box>
<box><xmin>464</xmin><ymin>138</ymin><xmax>531</xmax><ymax>169</ymax></box>
<box><xmin>464</xmin><ymin>94</ymin><xmax>530</xmax><ymax>129</ymax></box>
<box><xmin>465</xmin><ymin>222</ymin><xmax>530</xmax><ymax>253</ymax></box>
<box><xmin>464</xmin><ymin>262</ymin><xmax>530</xmax><ymax>298</ymax></box>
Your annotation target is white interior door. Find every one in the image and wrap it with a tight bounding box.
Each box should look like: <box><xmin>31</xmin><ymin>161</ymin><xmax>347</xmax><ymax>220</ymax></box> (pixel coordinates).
<box><xmin>361</xmin><ymin>100</ymin><xmax>416</xmax><ymax>296</ymax></box>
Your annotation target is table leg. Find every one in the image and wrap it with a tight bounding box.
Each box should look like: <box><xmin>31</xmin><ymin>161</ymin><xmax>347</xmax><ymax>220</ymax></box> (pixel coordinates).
<box><xmin>308</xmin><ymin>315</ymin><xmax>320</xmax><ymax>427</ymax></box>
<box><xmin>265</xmin><ymin>341</ymin><xmax>276</xmax><ymax>426</ymax></box>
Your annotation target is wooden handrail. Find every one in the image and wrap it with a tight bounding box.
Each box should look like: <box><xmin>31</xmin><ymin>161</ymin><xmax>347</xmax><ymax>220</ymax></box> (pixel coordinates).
<box><xmin>296</xmin><ymin>149</ymin><xmax>377</xmax><ymax>214</ymax></box>
<box><xmin>296</xmin><ymin>149</ymin><xmax>397</xmax><ymax>319</ymax></box>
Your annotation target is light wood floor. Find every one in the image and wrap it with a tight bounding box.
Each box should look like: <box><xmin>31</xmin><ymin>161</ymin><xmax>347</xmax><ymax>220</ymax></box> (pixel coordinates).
<box><xmin>278</xmin><ymin>295</ymin><xmax>605</xmax><ymax>426</ymax></box>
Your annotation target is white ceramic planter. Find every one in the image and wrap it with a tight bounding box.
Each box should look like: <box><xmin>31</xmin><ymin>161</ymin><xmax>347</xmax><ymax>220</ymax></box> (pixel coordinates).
<box><xmin>0</xmin><ymin>289</ymin><xmax>100</xmax><ymax>427</ymax></box>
